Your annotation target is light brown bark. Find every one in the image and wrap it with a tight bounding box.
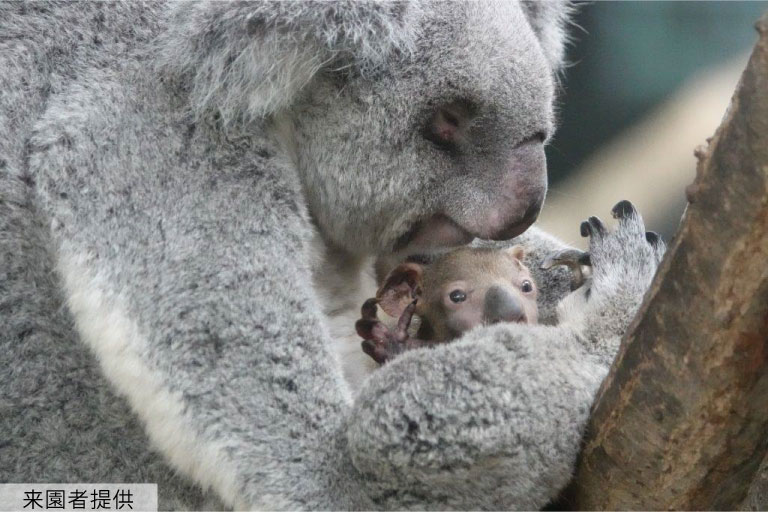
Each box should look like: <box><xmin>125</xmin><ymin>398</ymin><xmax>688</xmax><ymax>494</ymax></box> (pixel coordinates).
<box><xmin>569</xmin><ymin>13</ymin><xmax>768</xmax><ymax>510</ymax></box>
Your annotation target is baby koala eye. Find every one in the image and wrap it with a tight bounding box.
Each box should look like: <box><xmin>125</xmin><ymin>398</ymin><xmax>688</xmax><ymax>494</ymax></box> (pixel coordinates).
<box><xmin>521</xmin><ymin>280</ymin><xmax>533</xmax><ymax>293</ymax></box>
<box><xmin>449</xmin><ymin>290</ymin><xmax>467</xmax><ymax>303</ymax></box>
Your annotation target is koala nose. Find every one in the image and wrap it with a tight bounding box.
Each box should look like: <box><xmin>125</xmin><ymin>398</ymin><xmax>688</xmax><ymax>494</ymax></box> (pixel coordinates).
<box><xmin>484</xmin><ymin>286</ymin><xmax>526</xmax><ymax>324</ymax></box>
<box><xmin>441</xmin><ymin>135</ymin><xmax>547</xmax><ymax>242</ymax></box>
<box><xmin>484</xmin><ymin>137</ymin><xmax>547</xmax><ymax>240</ymax></box>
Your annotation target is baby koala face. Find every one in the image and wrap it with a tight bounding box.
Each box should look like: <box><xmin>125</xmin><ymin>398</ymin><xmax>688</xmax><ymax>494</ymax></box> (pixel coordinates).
<box><xmin>377</xmin><ymin>246</ymin><xmax>538</xmax><ymax>342</ymax></box>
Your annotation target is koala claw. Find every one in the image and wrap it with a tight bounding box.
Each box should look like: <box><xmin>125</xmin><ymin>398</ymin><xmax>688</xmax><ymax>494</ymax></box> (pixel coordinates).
<box><xmin>645</xmin><ymin>231</ymin><xmax>661</xmax><ymax>246</ymax></box>
<box><xmin>611</xmin><ymin>199</ymin><xmax>636</xmax><ymax>219</ymax></box>
<box><xmin>542</xmin><ymin>248</ymin><xmax>591</xmax><ymax>290</ymax></box>
<box><xmin>583</xmin><ymin>200</ymin><xmax>666</xmax><ymax>282</ymax></box>
<box><xmin>357</xmin><ymin>300</ymin><xmax>420</xmax><ymax>365</ymax></box>
<box><xmin>579</xmin><ymin>221</ymin><xmax>590</xmax><ymax>238</ymax></box>
<box><xmin>580</xmin><ymin>217</ymin><xmax>606</xmax><ymax>238</ymax></box>
<box><xmin>581</xmin><ymin>216</ymin><xmax>607</xmax><ymax>238</ymax></box>
<box><xmin>360</xmin><ymin>298</ymin><xmax>378</xmax><ymax>321</ymax></box>
<box><xmin>541</xmin><ymin>249</ymin><xmax>590</xmax><ymax>269</ymax></box>
<box><xmin>645</xmin><ymin>230</ymin><xmax>666</xmax><ymax>264</ymax></box>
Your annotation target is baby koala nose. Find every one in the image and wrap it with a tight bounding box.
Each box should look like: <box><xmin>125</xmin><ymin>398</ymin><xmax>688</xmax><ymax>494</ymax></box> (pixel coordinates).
<box><xmin>484</xmin><ymin>286</ymin><xmax>526</xmax><ymax>324</ymax></box>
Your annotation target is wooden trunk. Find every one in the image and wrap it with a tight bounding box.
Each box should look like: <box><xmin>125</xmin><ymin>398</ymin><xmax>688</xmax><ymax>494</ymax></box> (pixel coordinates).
<box><xmin>569</xmin><ymin>13</ymin><xmax>768</xmax><ymax>510</ymax></box>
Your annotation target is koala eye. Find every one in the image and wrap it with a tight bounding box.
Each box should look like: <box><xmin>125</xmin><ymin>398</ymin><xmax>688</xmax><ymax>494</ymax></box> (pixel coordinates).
<box><xmin>449</xmin><ymin>290</ymin><xmax>467</xmax><ymax>303</ymax></box>
<box><xmin>423</xmin><ymin>99</ymin><xmax>477</xmax><ymax>151</ymax></box>
<box><xmin>521</xmin><ymin>280</ymin><xmax>533</xmax><ymax>293</ymax></box>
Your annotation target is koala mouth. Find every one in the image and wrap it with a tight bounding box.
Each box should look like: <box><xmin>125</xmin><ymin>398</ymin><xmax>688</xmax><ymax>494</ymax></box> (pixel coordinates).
<box><xmin>393</xmin><ymin>214</ymin><xmax>475</xmax><ymax>254</ymax></box>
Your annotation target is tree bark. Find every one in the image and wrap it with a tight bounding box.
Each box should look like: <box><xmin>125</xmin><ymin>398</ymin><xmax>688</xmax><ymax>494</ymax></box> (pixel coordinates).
<box><xmin>568</xmin><ymin>13</ymin><xmax>768</xmax><ymax>510</ymax></box>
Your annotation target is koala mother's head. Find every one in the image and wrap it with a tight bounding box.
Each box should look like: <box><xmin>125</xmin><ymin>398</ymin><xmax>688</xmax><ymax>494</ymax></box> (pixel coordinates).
<box><xmin>161</xmin><ymin>1</ymin><xmax>571</xmax><ymax>257</ymax></box>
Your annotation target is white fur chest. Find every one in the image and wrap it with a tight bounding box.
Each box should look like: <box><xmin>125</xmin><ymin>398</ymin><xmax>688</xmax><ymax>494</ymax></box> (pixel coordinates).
<box><xmin>308</xmin><ymin>233</ymin><xmax>379</xmax><ymax>396</ymax></box>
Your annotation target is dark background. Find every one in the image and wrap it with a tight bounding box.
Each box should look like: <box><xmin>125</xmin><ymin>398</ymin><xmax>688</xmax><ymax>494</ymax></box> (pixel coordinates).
<box><xmin>548</xmin><ymin>1</ymin><xmax>767</xmax><ymax>185</ymax></box>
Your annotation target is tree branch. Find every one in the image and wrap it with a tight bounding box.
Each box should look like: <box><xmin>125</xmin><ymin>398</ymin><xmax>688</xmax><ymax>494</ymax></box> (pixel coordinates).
<box><xmin>569</xmin><ymin>13</ymin><xmax>768</xmax><ymax>510</ymax></box>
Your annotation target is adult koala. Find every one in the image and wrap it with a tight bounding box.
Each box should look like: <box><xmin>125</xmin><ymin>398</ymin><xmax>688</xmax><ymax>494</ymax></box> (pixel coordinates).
<box><xmin>0</xmin><ymin>1</ymin><xmax>662</xmax><ymax>510</ymax></box>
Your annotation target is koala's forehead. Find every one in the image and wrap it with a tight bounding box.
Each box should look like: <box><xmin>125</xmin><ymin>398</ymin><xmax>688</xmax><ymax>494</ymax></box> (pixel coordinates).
<box><xmin>357</xmin><ymin>2</ymin><xmax>554</xmax><ymax>129</ymax></box>
<box><xmin>424</xmin><ymin>248</ymin><xmax>526</xmax><ymax>287</ymax></box>
<box><xmin>419</xmin><ymin>2</ymin><xmax>543</xmax><ymax>61</ymax></box>
<box><xmin>311</xmin><ymin>1</ymin><xmax>555</xmax><ymax>145</ymax></box>
<box><xmin>408</xmin><ymin>3</ymin><xmax>550</xmax><ymax>91</ymax></box>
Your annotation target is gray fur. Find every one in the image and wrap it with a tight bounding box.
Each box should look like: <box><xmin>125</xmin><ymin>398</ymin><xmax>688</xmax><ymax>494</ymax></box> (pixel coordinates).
<box><xmin>1</xmin><ymin>1</ymin><xmax>662</xmax><ymax>510</ymax></box>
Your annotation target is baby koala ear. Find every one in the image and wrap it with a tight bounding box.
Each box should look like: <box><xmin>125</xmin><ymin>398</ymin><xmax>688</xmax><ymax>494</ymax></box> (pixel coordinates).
<box><xmin>376</xmin><ymin>263</ymin><xmax>423</xmax><ymax>318</ymax></box>
<box><xmin>505</xmin><ymin>245</ymin><xmax>526</xmax><ymax>262</ymax></box>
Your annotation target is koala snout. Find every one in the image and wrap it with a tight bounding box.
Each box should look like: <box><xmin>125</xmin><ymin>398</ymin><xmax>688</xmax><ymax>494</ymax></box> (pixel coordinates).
<box><xmin>462</xmin><ymin>138</ymin><xmax>547</xmax><ymax>241</ymax></box>
<box><xmin>484</xmin><ymin>286</ymin><xmax>526</xmax><ymax>324</ymax></box>
<box><xmin>485</xmin><ymin>193</ymin><xmax>543</xmax><ymax>241</ymax></box>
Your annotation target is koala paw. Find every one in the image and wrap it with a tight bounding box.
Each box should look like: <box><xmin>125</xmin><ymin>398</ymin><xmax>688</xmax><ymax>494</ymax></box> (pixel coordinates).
<box><xmin>356</xmin><ymin>298</ymin><xmax>423</xmax><ymax>365</ymax></box>
<box><xmin>580</xmin><ymin>200</ymin><xmax>665</xmax><ymax>289</ymax></box>
<box><xmin>552</xmin><ymin>201</ymin><xmax>666</xmax><ymax>361</ymax></box>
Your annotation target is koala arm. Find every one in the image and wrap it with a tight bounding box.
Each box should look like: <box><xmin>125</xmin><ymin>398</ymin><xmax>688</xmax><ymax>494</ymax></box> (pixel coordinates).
<box><xmin>347</xmin><ymin>202</ymin><xmax>664</xmax><ymax>509</ymax></box>
<box><xmin>27</xmin><ymin>63</ymin><xmax>376</xmax><ymax>508</ymax></box>
<box><xmin>349</xmin><ymin>324</ymin><xmax>601</xmax><ymax>509</ymax></box>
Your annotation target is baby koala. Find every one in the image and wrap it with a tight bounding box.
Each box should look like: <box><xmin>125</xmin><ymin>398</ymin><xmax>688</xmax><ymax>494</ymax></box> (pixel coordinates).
<box><xmin>356</xmin><ymin>246</ymin><xmax>538</xmax><ymax>364</ymax></box>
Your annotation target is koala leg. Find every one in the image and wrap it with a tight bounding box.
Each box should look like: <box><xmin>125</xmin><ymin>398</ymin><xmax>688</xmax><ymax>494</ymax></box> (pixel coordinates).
<box><xmin>561</xmin><ymin>200</ymin><xmax>665</xmax><ymax>364</ymax></box>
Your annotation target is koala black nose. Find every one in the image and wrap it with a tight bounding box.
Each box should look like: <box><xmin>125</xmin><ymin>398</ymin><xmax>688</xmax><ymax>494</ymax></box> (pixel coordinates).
<box><xmin>484</xmin><ymin>286</ymin><xmax>526</xmax><ymax>324</ymax></box>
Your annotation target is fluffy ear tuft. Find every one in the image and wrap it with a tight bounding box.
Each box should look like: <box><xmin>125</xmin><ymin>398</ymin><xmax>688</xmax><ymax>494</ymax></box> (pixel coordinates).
<box><xmin>155</xmin><ymin>2</ymin><xmax>422</xmax><ymax>126</ymax></box>
<box><xmin>520</xmin><ymin>0</ymin><xmax>576</xmax><ymax>71</ymax></box>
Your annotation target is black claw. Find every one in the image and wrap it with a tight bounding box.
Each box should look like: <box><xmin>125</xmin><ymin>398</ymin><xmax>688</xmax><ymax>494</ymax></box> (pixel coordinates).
<box><xmin>588</xmin><ymin>216</ymin><xmax>606</xmax><ymax>235</ymax></box>
<box><xmin>355</xmin><ymin>319</ymin><xmax>375</xmax><ymax>339</ymax></box>
<box><xmin>611</xmin><ymin>200</ymin><xmax>636</xmax><ymax>219</ymax></box>
<box><xmin>361</xmin><ymin>340</ymin><xmax>381</xmax><ymax>364</ymax></box>
<box><xmin>541</xmin><ymin>249</ymin><xmax>589</xmax><ymax>270</ymax></box>
<box><xmin>580</xmin><ymin>221</ymin><xmax>591</xmax><ymax>237</ymax></box>
<box><xmin>361</xmin><ymin>298</ymin><xmax>378</xmax><ymax>320</ymax></box>
<box><xmin>645</xmin><ymin>231</ymin><xmax>661</xmax><ymax>245</ymax></box>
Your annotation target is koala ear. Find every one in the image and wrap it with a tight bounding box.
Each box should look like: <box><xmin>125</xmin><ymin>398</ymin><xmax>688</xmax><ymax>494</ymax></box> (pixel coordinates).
<box><xmin>376</xmin><ymin>263</ymin><xmax>423</xmax><ymax>318</ymax></box>
<box><xmin>519</xmin><ymin>0</ymin><xmax>575</xmax><ymax>70</ymax></box>
<box><xmin>505</xmin><ymin>245</ymin><xmax>526</xmax><ymax>262</ymax></box>
<box><xmin>156</xmin><ymin>2</ymin><xmax>421</xmax><ymax>125</ymax></box>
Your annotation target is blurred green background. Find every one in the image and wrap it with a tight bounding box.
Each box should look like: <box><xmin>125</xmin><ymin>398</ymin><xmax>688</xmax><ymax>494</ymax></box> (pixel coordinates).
<box><xmin>549</xmin><ymin>1</ymin><xmax>766</xmax><ymax>183</ymax></box>
<box><xmin>541</xmin><ymin>1</ymin><xmax>767</xmax><ymax>243</ymax></box>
